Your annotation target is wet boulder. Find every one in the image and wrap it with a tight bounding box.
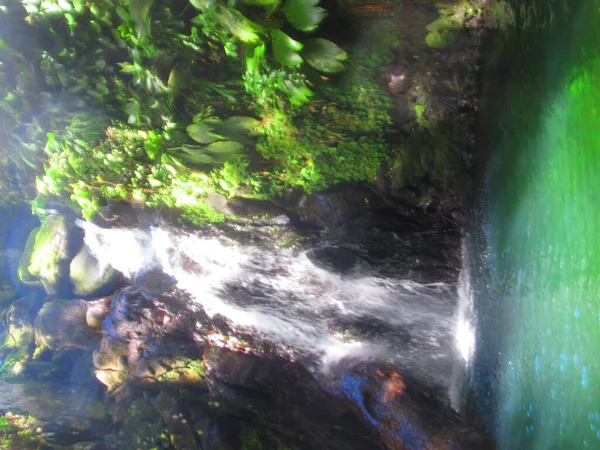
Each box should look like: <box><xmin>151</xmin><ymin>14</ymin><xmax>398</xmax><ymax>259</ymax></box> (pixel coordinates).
<box><xmin>3</xmin><ymin>293</ymin><xmax>45</xmax><ymax>350</ymax></box>
<box><xmin>18</xmin><ymin>215</ymin><xmax>84</xmax><ymax>296</ymax></box>
<box><xmin>0</xmin><ymin>293</ymin><xmax>45</xmax><ymax>376</ymax></box>
<box><xmin>34</xmin><ymin>299</ymin><xmax>98</xmax><ymax>354</ymax></box>
<box><xmin>134</xmin><ymin>266</ymin><xmax>176</xmax><ymax>295</ymax></box>
<box><xmin>0</xmin><ymin>381</ymin><xmax>109</xmax><ymax>448</ymax></box>
<box><xmin>0</xmin><ymin>250</ymin><xmax>22</xmax><ymax>307</ymax></box>
<box><xmin>85</xmin><ymin>296</ymin><xmax>113</xmax><ymax>330</ymax></box>
<box><xmin>70</xmin><ymin>245</ymin><xmax>118</xmax><ymax>298</ymax></box>
<box><xmin>93</xmin><ymin>287</ymin><xmax>203</xmax><ymax>392</ymax></box>
<box><xmin>17</xmin><ymin>226</ymin><xmax>41</xmax><ymax>287</ymax></box>
<box><xmin>329</xmin><ymin>362</ymin><xmax>492</xmax><ymax>450</ymax></box>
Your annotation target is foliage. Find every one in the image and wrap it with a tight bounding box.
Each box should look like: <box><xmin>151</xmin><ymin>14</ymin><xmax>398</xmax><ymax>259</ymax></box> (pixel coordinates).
<box><xmin>0</xmin><ymin>412</ymin><xmax>39</xmax><ymax>450</ymax></box>
<box><xmin>0</xmin><ymin>0</ymin><xmax>409</xmax><ymax>222</ymax></box>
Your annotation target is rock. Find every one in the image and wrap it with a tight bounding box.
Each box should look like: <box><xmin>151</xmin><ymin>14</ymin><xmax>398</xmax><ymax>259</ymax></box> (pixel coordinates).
<box><xmin>149</xmin><ymin>391</ymin><xmax>201</xmax><ymax>449</ymax></box>
<box><xmin>35</xmin><ymin>299</ymin><xmax>98</xmax><ymax>353</ymax></box>
<box><xmin>2</xmin><ymin>292</ymin><xmax>45</xmax><ymax>350</ymax></box>
<box><xmin>134</xmin><ymin>266</ymin><xmax>176</xmax><ymax>295</ymax></box>
<box><xmin>296</xmin><ymin>188</ymin><xmax>382</xmax><ymax>229</ymax></box>
<box><xmin>93</xmin><ymin>287</ymin><xmax>203</xmax><ymax>392</ymax></box>
<box><xmin>329</xmin><ymin>362</ymin><xmax>493</xmax><ymax>450</ymax></box>
<box><xmin>0</xmin><ymin>250</ymin><xmax>22</xmax><ymax>307</ymax></box>
<box><xmin>19</xmin><ymin>214</ymin><xmax>84</xmax><ymax>296</ymax></box>
<box><xmin>70</xmin><ymin>245</ymin><xmax>118</xmax><ymax>298</ymax></box>
<box><xmin>17</xmin><ymin>226</ymin><xmax>41</xmax><ymax>286</ymax></box>
<box><xmin>0</xmin><ymin>380</ymin><xmax>109</xmax><ymax>448</ymax></box>
<box><xmin>221</xmin><ymin>196</ymin><xmax>284</xmax><ymax>218</ymax></box>
<box><xmin>207</xmin><ymin>191</ymin><xmax>228</xmax><ymax>211</ymax></box>
<box><xmin>86</xmin><ymin>296</ymin><xmax>112</xmax><ymax>330</ymax></box>
<box><xmin>306</xmin><ymin>245</ymin><xmax>366</xmax><ymax>274</ymax></box>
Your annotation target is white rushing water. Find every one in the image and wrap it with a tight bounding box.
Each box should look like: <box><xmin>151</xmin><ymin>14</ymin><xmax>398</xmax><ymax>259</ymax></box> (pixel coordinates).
<box><xmin>449</xmin><ymin>239</ymin><xmax>477</xmax><ymax>409</ymax></box>
<box><xmin>79</xmin><ymin>221</ymin><xmax>458</xmax><ymax>385</ymax></box>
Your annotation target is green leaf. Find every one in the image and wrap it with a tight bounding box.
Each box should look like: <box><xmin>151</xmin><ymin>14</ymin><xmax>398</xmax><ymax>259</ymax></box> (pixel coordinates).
<box><xmin>245</xmin><ymin>43</ymin><xmax>266</xmax><ymax>74</ymax></box>
<box><xmin>126</xmin><ymin>0</ymin><xmax>154</xmax><ymax>39</ymax></box>
<box><xmin>205</xmin><ymin>141</ymin><xmax>244</xmax><ymax>155</ymax></box>
<box><xmin>271</xmin><ymin>29</ymin><xmax>303</xmax><ymax>67</ymax></box>
<box><xmin>189</xmin><ymin>0</ymin><xmax>215</xmax><ymax>9</ymax></box>
<box><xmin>242</xmin><ymin>0</ymin><xmax>280</xmax><ymax>5</ymax></box>
<box><xmin>283</xmin><ymin>0</ymin><xmax>327</xmax><ymax>32</ymax></box>
<box><xmin>283</xmin><ymin>79</ymin><xmax>313</xmax><ymax>105</ymax></box>
<box><xmin>216</xmin><ymin>7</ymin><xmax>263</xmax><ymax>43</ymax></box>
<box><xmin>302</xmin><ymin>38</ymin><xmax>347</xmax><ymax>73</ymax></box>
<box><xmin>222</xmin><ymin>116</ymin><xmax>261</xmax><ymax>136</ymax></box>
<box><xmin>187</xmin><ymin>122</ymin><xmax>225</xmax><ymax>144</ymax></box>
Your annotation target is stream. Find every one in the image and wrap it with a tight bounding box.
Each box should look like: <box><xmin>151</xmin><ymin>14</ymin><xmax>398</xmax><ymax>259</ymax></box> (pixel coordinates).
<box><xmin>79</xmin><ymin>220</ymin><xmax>458</xmax><ymax>389</ymax></box>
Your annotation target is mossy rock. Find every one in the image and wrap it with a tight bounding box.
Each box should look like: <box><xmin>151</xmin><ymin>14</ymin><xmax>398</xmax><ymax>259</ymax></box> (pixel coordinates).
<box><xmin>17</xmin><ymin>227</ymin><xmax>40</xmax><ymax>287</ymax></box>
<box><xmin>424</xmin><ymin>16</ymin><xmax>460</xmax><ymax>49</ymax></box>
<box><xmin>25</xmin><ymin>215</ymin><xmax>84</xmax><ymax>296</ymax></box>
<box><xmin>425</xmin><ymin>28</ymin><xmax>460</xmax><ymax>49</ymax></box>
<box><xmin>70</xmin><ymin>245</ymin><xmax>117</xmax><ymax>298</ymax></box>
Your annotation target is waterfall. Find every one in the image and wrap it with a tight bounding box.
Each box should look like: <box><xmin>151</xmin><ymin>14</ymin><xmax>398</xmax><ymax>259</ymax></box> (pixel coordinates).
<box><xmin>449</xmin><ymin>238</ymin><xmax>477</xmax><ymax>410</ymax></box>
<box><xmin>78</xmin><ymin>220</ymin><xmax>458</xmax><ymax>386</ymax></box>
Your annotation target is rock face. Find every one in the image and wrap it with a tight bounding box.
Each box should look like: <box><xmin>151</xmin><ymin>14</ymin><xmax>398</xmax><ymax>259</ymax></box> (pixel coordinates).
<box><xmin>4</xmin><ymin>293</ymin><xmax>44</xmax><ymax>350</ymax></box>
<box><xmin>35</xmin><ymin>299</ymin><xmax>98</xmax><ymax>353</ymax></box>
<box><xmin>70</xmin><ymin>245</ymin><xmax>117</xmax><ymax>297</ymax></box>
<box><xmin>93</xmin><ymin>287</ymin><xmax>203</xmax><ymax>393</ymax></box>
<box><xmin>329</xmin><ymin>362</ymin><xmax>493</xmax><ymax>450</ymax></box>
<box><xmin>18</xmin><ymin>215</ymin><xmax>84</xmax><ymax>296</ymax></box>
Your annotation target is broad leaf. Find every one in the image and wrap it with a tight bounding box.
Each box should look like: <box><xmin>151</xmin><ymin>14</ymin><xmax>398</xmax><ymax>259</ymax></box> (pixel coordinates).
<box><xmin>271</xmin><ymin>29</ymin><xmax>303</xmax><ymax>67</ymax></box>
<box><xmin>187</xmin><ymin>122</ymin><xmax>225</xmax><ymax>144</ymax></box>
<box><xmin>283</xmin><ymin>0</ymin><xmax>326</xmax><ymax>32</ymax></box>
<box><xmin>242</xmin><ymin>0</ymin><xmax>280</xmax><ymax>5</ymax></box>
<box><xmin>283</xmin><ymin>80</ymin><xmax>313</xmax><ymax>105</ymax></box>
<box><xmin>205</xmin><ymin>141</ymin><xmax>244</xmax><ymax>155</ymax></box>
<box><xmin>222</xmin><ymin>116</ymin><xmax>261</xmax><ymax>136</ymax></box>
<box><xmin>302</xmin><ymin>38</ymin><xmax>347</xmax><ymax>73</ymax></box>
<box><xmin>126</xmin><ymin>0</ymin><xmax>154</xmax><ymax>38</ymax></box>
<box><xmin>189</xmin><ymin>0</ymin><xmax>215</xmax><ymax>9</ymax></box>
<box><xmin>216</xmin><ymin>7</ymin><xmax>263</xmax><ymax>43</ymax></box>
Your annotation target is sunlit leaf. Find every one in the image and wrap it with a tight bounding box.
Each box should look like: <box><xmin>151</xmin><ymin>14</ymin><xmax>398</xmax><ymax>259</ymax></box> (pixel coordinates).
<box><xmin>125</xmin><ymin>0</ymin><xmax>154</xmax><ymax>39</ymax></box>
<box><xmin>302</xmin><ymin>38</ymin><xmax>347</xmax><ymax>73</ymax></box>
<box><xmin>284</xmin><ymin>79</ymin><xmax>313</xmax><ymax>105</ymax></box>
<box><xmin>221</xmin><ymin>116</ymin><xmax>261</xmax><ymax>136</ymax></box>
<box><xmin>205</xmin><ymin>141</ymin><xmax>243</xmax><ymax>154</ymax></box>
<box><xmin>242</xmin><ymin>0</ymin><xmax>280</xmax><ymax>5</ymax></box>
<box><xmin>187</xmin><ymin>122</ymin><xmax>224</xmax><ymax>144</ymax></box>
<box><xmin>283</xmin><ymin>0</ymin><xmax>326</xmax><ymax>32</ymax></box>
<box><xmin>189</xmin><ymin>0</ymin><xmax>215</xmax><ymax>9</ymax></box>
<box><xmin>271</xmin><ymin>29</ymin><xmax>303</xmax><ymax>67</ymax></box>
<box><xmin>216</xmin><ymin>7</ymin><xmax>262</xmax><ymax>43</ymax></box>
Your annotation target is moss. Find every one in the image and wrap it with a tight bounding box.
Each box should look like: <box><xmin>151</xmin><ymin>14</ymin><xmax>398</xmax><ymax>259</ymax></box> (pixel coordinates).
<box><xmin>425</xmin><ymin>28</ymin><xmax>460</xmax><ymax>49</ymax></box>
<box><xmin>241</xmin><ymin>428</ymin><xmax>266</xmax><ymax>450</ymax></box>
<box><xmin>157</xmin><ymin>358</ymin><xmax>206</xmax><ymax>384</ymax></box>
<box><xmin>0</xmin><ymin>413</ymin><xmax>40</xmax><ymax>450</ymax></box>
<box><xmin>17</xmin><ymin>227</ymin><xmax>40</xmax><ymax>286</ymax></box>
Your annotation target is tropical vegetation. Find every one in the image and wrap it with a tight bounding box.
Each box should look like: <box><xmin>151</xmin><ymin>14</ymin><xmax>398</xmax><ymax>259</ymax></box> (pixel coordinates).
<box><xmin>0</xmin><ymin>0</ymin><xmax>434</xmax><ymax>224</ymax></box>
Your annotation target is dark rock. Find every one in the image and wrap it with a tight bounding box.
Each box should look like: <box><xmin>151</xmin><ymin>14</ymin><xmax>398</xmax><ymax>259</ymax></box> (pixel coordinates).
<box><xmin>134</xmin><ymin>266</ymin><xmax>177</xmax><ymax>295</ymax></box>
<box><xmin>3</xmin><ymin>292</ymin><xmax>44</xmax><ymax>350</ymax></box>
<box><xmin>93</xmin><ymin>287</ymin><xmax>203</xmax><ymax>392</ymax></box>
<box><xmin>35</xmin><ymin>299</ymin><xmax>98</xmax><ymax>353</ymax></box>
<box><xmin>296</xmin><ymin>188</ymin><xmax>383</xmax><ymax>229</ymax></box>
<box><xmin>306</xmin><ymin>245</ymin><xmax>367</xmax><ymax>274</ymax></box>
<box><xmin>221</xmin><ymin>196</ymin><xmax>285</xmax><ymax>219</ymax></box>
<box><xmin>328</xmin><ymin>361</ymin><xmax>493</xmax><ymax>450</ymax></box>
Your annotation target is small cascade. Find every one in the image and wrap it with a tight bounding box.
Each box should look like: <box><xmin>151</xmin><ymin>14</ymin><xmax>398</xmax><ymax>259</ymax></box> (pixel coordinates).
<box><xmin>79</xmin><ymin>220</ymin><xmax>459</xmax><ymax>387</ymax></box>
